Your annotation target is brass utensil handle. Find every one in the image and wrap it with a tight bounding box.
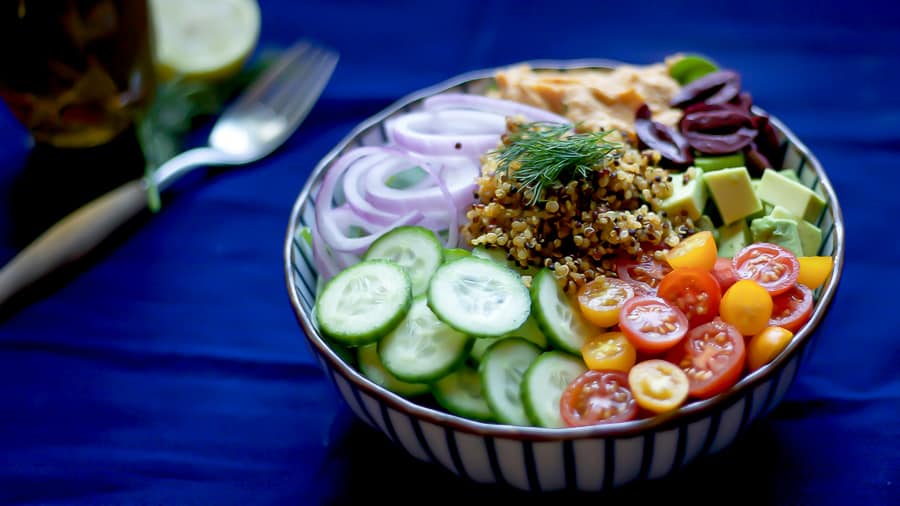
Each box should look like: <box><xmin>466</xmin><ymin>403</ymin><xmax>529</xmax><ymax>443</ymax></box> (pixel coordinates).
<box><xmin>0</xmin><ymin>179</ymin><xmax>148</xmax><ymax>305</ymax></box>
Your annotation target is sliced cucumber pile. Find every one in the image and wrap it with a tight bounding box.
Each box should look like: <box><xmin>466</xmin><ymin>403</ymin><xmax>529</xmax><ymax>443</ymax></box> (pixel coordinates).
<box><xmin>315</xmin><ymin>259</ymin><xmax>412</xmax><ymax>346</ymax></box>
<box><xmin>312</xmin><ymin>227</ymin><xmax>600</xmax><ymax>428</ymax></box>
<box><xmin>522</xmin><ymin>351</ymin><xmax>588</xmax><ymax>428</ymax></box>
<box><xmin>427</xmin><ymin>257</ymin><xmax>531</xmax><ymax>337</ymax></box>
<box><xmin>531</xmin><ymin>268</ymin><xmax>600</xmax><ymax>355</ymax></box>
<box><xmin>363</xmin><ymin>226</ymin><xmax>444</xmax><ymax>297</ymax></box>
<box><xmin>378</xmin><ymin>297</ymin><xmax>472</xmax><ymax>383</ymax></box>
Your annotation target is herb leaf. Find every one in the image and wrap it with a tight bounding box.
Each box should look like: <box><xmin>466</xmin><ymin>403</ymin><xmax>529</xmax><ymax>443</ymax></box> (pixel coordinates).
<box><xmin>493</xmin><ymin>122</ymin><xmax>621</xmax><ymax>205</ymax></box>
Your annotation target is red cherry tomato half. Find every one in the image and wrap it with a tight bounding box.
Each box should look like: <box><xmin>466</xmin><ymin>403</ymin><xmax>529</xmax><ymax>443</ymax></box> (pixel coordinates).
<box><xmin>657</xmin><ymin>267</ymin><xmax>723</xmax><ymax>327</ymax></box>
<box><xmin>769</xmin><ymin>283</ymin><xmax>813</xmax><ymax>332</ymax></box>
<box><xmin>712</xmin><ymin>257</ymin><xmax>741</xmax><ymax>292</ymax></box>
<box><xmin>733</xmin><ymin>243</ymin><xmax>800</xmax><ymax>296</ymax></box>
<box><xmin>666</xmin><ymin>319</ymin><xmax>746</xmax><ymax>399</ymax></box>
<box><xmin>618</xmin><ymin>295</ymin><xmax>690</xmax><ymax>353</ymax></box>
<box><xmin>560</xmin><ymin>370</ymin><xmax>638</xmax><ymax>427</ymax></box>
<box><xmin>616</xmin><ymin>252</ymin><xmax>672</xmax><ymax>291</ymax></box>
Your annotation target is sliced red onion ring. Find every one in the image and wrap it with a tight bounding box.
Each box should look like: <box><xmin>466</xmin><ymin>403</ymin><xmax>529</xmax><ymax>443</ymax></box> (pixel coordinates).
<box><xmin>315</xmin><ymin>148</ymin><xmax>425</xmax><ymax>255</ymax></box>
<box><xmin>385</xmin><ymin>109</ymin><xmax>506</xmax><ymax>159</ymax></box>
<box><xmin>310</xmin><ymin>220</ymin><xmax>354</xmax><ymax>281</ymax></box>
<box><xmin>363</xmin><ymin>149</ymin><xmax>478</xmax><ymax>214</ymax></box>
<box><xmin>415</xmin><ymin>159</ymin><xmax>461</xmax><ymax>248</ymax></box>
<box><xmin>342</xmin><ymin>150</ymin><xmax>408</xmax><ymax>226</ymax></box>
<box><xmin>423</xmin><ymin>93</ymin><xmax>570</xmax><ymax>124</ymax></box>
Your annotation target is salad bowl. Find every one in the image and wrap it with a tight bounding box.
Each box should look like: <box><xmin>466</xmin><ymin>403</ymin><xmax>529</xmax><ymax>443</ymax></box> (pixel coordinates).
<box><xmin>283</xmin><ymin>59</ymin><xmax>844</xmax><ymax>492</ymax></box>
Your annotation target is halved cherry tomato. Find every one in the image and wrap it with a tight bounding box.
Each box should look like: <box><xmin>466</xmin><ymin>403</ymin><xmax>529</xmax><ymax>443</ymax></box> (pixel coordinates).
<box><xmin>625</xmin><ymin>279</ymin><xmax>657</xmax><ymax>296</ymax></box>
<box><xmin>628</xmin><ymin>359</ymin><xmax>690</xmax><ymax>413</ymax></box>
<box><xmin>657</xmin><ymin>267</ymin><xmax>722</xmax><ymax>327</ymax></box>
<box><xmin>618</xmin><ymin>295</ymin><xmax>689</xmax><ymax>353</ymax></box>
<box><xmin>581</xmin><ymin>332</ymin><xmax>637</xmax><ymax>372</ymax></box>
<box><xmin>616</xmin><ymin>251</ymin><xmax>672</xmax><ymax>291</ymax></box>
<box><xmin>797</xmin><ymin>256</ymin><xmax>833</xmax><ymax>290</ymax></box>
<box><xmin>719</xmin><ymin>279</ymin><xmax>773</xmax><ymax>336</ymax></box>
<box><xmin>560</xmin><ymin>370</ymin><xmax>638</xmax><ymax>427</ymax></box>
<box><xmin>733</xmin><ymin>243</ymin><xmax>799</xmax><ymax>296</ymax></box>
<box><xmin>712</xmin><ymin>257</ymin><xmax>740</xmax><ymax>292</ymax></box>
<box><xmin>768</xmin><ymin>283</ymin><xmax>813</xmax><ymax>332</ymax></box>
<box><xmin>666</xmin><ymin>231</ymin><xmax>717</xmax><ymax>271</ymax></box>
<box><xmin>665</xmin><ymin>319</ymin><xmax>746</xmax><ymax>399</ymax></box>
<box><xmin>747</xmin><ymin>326</ymin><xmax>794</xmax><ymax>371</ymax></box>
<box><xmin>577</xmin><ymin>277</ymin><xmax>635</xmax><ymax>327</ymax></box>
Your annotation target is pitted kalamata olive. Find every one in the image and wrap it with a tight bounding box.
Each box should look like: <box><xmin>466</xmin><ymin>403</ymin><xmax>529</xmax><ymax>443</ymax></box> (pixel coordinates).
<box><xmin>670</xmin><ymin>70</ymin><xmax>742</xmax><ymax>108</ymax></box>
<box><xmin>731</xmin><ymin>92</ymin><xmax>753</xmax><ymax>112</ymax></box>
<box><xmin>744</xmin><ymin>142</ymin><xmax>773</xmax><ymax>174</ymax></box>
<box><xmin>750</xmin><ymin>113</ymin><xmax>783</xmax><ymax>167</ymax></box>
<box><xmin>635</xmin><ymin>104</ymin><xmax>692</xmax><ymax>165</ymax></box>
<box><xmin>679</xmin><ymin>103</ymin><xmax>757</xmax><ymax>154</ymax></box>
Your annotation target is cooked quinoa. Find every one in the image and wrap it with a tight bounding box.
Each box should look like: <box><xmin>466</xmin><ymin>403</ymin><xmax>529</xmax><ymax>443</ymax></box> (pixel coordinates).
<box><xmin>462</xmin><ymin>121</ymin><xmax>696</xmax><ymax>295</ymax></box>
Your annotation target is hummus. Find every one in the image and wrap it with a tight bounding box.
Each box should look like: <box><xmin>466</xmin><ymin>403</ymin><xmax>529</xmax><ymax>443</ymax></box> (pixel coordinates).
<box><xmin>491</xmin><ymin>60</ymin><xmax>682</xmax><ymax>134</ymax></box>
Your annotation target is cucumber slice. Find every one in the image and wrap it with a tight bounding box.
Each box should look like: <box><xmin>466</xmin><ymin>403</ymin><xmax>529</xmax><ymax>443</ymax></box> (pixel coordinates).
<box><xmin>472</xmin><ymin>245</ymin><xmax>539</xmax><ymax>276</ymax></box>
<box><xmin>358</xmin><ymin>343</ymin><xmax>429</xmax><ymax>398</ymax></box>
<box><xmin>530</xmin><ymin>268</ymin><xmax>599</xmax><ymax>355</ymax></box>
<box><xmin>364</xmin><ymin>226</ymin><xmax>443</xmax><ymax>297</ymax></box>
<box><xmin>431</xmin><ymin>364</ymin><xmax>494</xmax><ymax>422</ymax></box>
<box><xmin>522</xmin><ymin>351</ymin><xmax>588</xmax><ymax>428</ymax></box>
<box><xmin>378</xmin><ymin>297</ymin><xmax>472</xmax><ymax>383</ymax></box>
<box><xmin>469</xmin><ymin>316</ymin><xmax>548</xmax><ymax>363</ymax></box>
<box><xmin>442</xmin><ymin>248</ymin><xmax>471</xmax><ymax>263</ymax></box>
<box><xmin>479</xmin><ymin>338</ymin><xmax>542</xmax><ymax>426</ymax></box>
<box><xmin>427</xmin><ymin>257</ymin><xmax>531</xmax><ymax>337</ymax></box>
<box><xmin>315</xmin><ymin>260</ymin><xmax>412</xmax><ymax>346</ymax></box>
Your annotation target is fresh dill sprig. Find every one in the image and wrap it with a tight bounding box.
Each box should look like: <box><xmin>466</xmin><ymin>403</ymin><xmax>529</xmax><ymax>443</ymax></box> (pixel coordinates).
<box><xmin>493</xmin><ymin>122</ymin><xmax>621</xmax><ymax>205</ymax></box>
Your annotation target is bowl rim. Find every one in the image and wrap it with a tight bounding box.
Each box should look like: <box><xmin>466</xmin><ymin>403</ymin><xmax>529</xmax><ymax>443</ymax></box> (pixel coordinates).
<box><xmin>283</xmin><ymin>58</ymin><xmax>846</xmax><ymax>440</ymax></box>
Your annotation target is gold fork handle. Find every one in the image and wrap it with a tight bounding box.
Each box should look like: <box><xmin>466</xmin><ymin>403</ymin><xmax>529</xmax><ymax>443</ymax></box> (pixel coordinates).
<box><xmin>0</xmin><ymin>179</ymin><xmax>148</xmax><ymax>305</ymax></box>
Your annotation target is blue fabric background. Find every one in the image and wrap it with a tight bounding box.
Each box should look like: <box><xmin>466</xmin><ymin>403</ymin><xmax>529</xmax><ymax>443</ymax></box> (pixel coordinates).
<box><xmin>0</xmin><ymin>0</ymin><xmax>897</xmax><ymax>504</ymax></box>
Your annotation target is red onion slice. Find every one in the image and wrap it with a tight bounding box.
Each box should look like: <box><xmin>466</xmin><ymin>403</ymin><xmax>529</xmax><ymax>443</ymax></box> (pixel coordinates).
<box><xmin>315</xmin><ymin>147</ymin><xmax>424</xmax><ymax>255</ymax></box>
<box><xmin>385</xmin><ymin>109</ymin><xmax>506</xmax><ymax>159</ymax></box>
<box><xmin>423</xmin><ymin>93</ymin><xmax>570</xmax><ymax>124</ymax></box>
<box><xmin>363</xmin><ymin>149</ymin><xmax>478</xmax><ymax>214</ymax></box>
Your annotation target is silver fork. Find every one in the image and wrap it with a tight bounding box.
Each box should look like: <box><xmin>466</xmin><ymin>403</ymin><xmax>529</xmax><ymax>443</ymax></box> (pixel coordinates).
<box><xmin>0</xmin><ymin>39</ymin><xmax>339</xmax><ymax>305</ymax></box>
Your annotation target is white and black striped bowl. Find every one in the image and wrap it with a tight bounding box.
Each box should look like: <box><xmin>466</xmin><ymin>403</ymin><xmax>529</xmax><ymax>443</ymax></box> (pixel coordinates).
<box><xmin>283</xmin><ymin>60</ymin><xmax>845</xmax><ymax>492</ymax></box>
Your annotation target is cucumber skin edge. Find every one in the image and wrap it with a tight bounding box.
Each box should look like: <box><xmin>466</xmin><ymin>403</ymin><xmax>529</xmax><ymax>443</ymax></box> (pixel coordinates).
<box><xmin>316</xmin><ymin>260</ymin><xmax>413</xmax><ymax>347</ymax></box>
<box><xmin>477</xmin><ymin>337</ymin><xmax>542</xmax><ymax>426</ymax></box>
<box><xmin>529</xmin><ymin>269</ymin><xmax>585</xmax><ymax>356</ymax></box>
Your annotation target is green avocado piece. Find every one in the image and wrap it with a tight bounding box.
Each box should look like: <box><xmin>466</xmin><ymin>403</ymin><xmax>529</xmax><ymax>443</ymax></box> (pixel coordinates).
<box><xmin>661</xmin><ymin>167</ymin><xmax>707</xmax><ymax>221</ymax></box>
<box><xmin>756</xmin><ymin>169</ymin><xmax>827</xmax><ymax>223</ymax></box>
<box><xmin>750</xmin><ymin>217</ymin><xmax>804</xmax><ymax>257</ymax></box>
<box><xmin>778</xmin><ymin>169</ymin><xmax>801</xmax><ymax>183</ymax></box>
<box><xmin>694</xmin><ymin>214</ymin><xmax>719</xmax><ymax>241</ymax></box>
<box><xmin>694</xmin><ymin>152</ymin><xmax>746</xmax><ymax>172</ymax></box>
<box><xmin>704</xmin><ymin>166</ymin><xmax>763</xmax><ymax>225</ymax></box>
<box><xmin>716</xmin><ymin>219</ymin><xmax>751</xmax><ymax>258</ymax></box>
<box><xmin>768</xmin><ymin>206</ymin><xmax>822</xmax><ymax>256</ymax></box>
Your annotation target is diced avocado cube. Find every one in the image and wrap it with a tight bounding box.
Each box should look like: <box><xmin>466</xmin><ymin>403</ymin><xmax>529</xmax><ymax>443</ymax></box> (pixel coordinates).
<box><xmin>768</xmin><ymin>205</ymin><xmax>823</xmax><ymax>256</ymax></box>
<box><xmin>661</xmin><ymin>167</ymin><xmax>707</xmax><ymax>221</ymax></box>
<box><xmin>778</xmin><ymin>169</ymin><xmax>801</xmax><ymax>183</ymax></box>
<box><xmin>704</xmin><ymin>166</ymin><xmax>763</xmax><ymax>225</ymax></box>
<box><xmin>717</xmin><ymin>219</ymin><xmax>751</xmax><ymax>258</ymax></box>
<box><xmin>757</xmin><ymin>169</ymin><xmax>827</xmax><ymax>223</ymax></box>
<box><xmin>750</xmin><ymin>217</ymin><xmax>804</xmax><ymax>257</ymax></box>
<box><xmin>694</xmin><ymin>152</ymin><xmax>746</xmax><ymax>172</ymax></box>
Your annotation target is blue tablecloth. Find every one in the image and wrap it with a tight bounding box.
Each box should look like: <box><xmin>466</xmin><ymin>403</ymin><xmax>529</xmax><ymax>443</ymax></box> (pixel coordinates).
<box><xmin>1</xmin><ymin>1</ymin><xmax>897</xmax><ymax>504</ymax></box>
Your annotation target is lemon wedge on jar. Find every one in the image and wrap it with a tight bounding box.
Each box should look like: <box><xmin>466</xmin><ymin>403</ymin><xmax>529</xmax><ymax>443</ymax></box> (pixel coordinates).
<box><xmin>150</xmin><ymin>0</ymin><xmax>261</xmax><ymax>81</ymax></box>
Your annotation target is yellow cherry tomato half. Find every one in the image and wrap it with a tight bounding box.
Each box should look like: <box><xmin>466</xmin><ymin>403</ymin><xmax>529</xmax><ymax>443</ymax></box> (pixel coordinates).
<box><xmin>577</xmin><ymin>276</ymin><xmax>635</xmax><ymax>328</ymax></box>
<box><xmin>720</xmin><ymin>279</ymin><xmax>774</xmax><ymax>336</ymax></box>
<box><xmin>627</xmin><ymin>359</ymin><xmax>690</xmax><ymax>414</ymax></box>
<box><xmin>747</xmin><ymin>326</ymin><xmax>794</xmax><ymax>371</ymax></box>
<box><xmin>797</xmin><ymin>256</ymin><xmax>833</xmax><ymax>290</ymax></box>
<box><xmin>581</xmin><ymin>332</ymin><xmax>637</xmax><ymax>372</ymax></box>
<box><xmin>666</xmin><ymin>231</ymin><xmax>717</xmax><ymax>272</ymax></box>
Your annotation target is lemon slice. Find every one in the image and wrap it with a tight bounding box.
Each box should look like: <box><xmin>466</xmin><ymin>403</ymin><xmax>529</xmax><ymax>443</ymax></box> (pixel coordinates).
<box><xmin>150</xmin><ymin>0</ymin><xmax>261</xmax><ymax>81</ymax></box>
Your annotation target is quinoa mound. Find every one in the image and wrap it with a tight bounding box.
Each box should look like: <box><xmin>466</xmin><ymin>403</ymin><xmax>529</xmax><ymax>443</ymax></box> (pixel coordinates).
<box><xmin>462</xmin><ymin>123</ymin><xmax>696</xmax><ymax>295</ymax></box>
